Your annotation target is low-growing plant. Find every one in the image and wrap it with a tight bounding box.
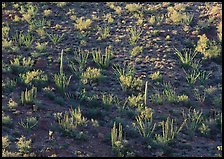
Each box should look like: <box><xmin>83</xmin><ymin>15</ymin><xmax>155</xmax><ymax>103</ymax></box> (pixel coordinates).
<box><xmin>177</xmin><ymin>94</ymin><xmax>189</xmax><ymax>104</ymax></box>
<box><xmin>130</xmin><ymin>46</ymin><xmax>143</xmax><ymax>56</ymax></box>
<box><xmin>2</xmin><ymin>149</ymin><xmax>20</xmax><ymax>157</ymax></box>
<box><xmin>92</xmin><ymin>46</ymin><xmax>112</xmax><ymax>69</ymax></box>
<box><xmin>190</xmin><ymin>59</ymin><xmax>202</xmax><ymax>71</ymax></box>
<box><xmin>77</xmin><ymin>30</ymin><xmax>89</xmax><ymax>41</ymax></box>
<box><xmin>11</xmin><ymin>46</ymin><xmax>20</xmax><ymax>53</ymax></box>
<box><xmin>149</xmin><ymin>71</ymin><xmax>162</xmax><ymax>82</ymax></box>
<box><xmin>198</xmin><ymin>69</ymin><xmax>212</xmax><ymax>85</ymax></box>
<box><xmin>97</xmin><ymin>24</ymin><xmax>110</xmax><ymax>40</ymax></box>
<box><xmin>7</xmin><ymin>98</ymin><xmax>18</xmax><ymax>110</ymax></box>
<box><xmin>12</xmin><ymin>31</ymin><xmax>34</xmax><ymax>48</ymax></box>
<box><xmin>72</xmin><ymin>48</ymin><xmax>89</xmax><ymax>69</ymax></box>
<box><xmin>26</xmin><ymin>4</ymin><xmax>38</xmax><ymax>18</ymax></box>
<box><xmin>2</xmin><ymin>112</ymin><xmax>13</xmax><ymax>126</ymax></box>
<box><xmin>67</xmin><ymin>47</ymin><xmax>87</xmax><ymax>77</ymax></box>
<box><xmin>125</xmin><ymin>3</ymin><xmax>141</xmax><ymax>13</ymax></box>
<box><xmin>148</xmin><ymin>15</ymin><xmax>156</xmax><ymax>26</ymax></box>
<box><xmin>198</xmin><ymin>123</ymin><xmax>211</xmax><ymax>137</ymax></box>
<box><xmin>55</xmin><ymin>2</ymin><xmax>67</xmax><ymax>7</ymax></box>
<box><xmin>2</xmin><ymin>135</ymin><xmax>20</xmax><ymax>157</ymax></box>
<box><xmin>119</xmin><ymin>75</ymin><xmax>143</xmax><ymax>92</ymax></box>
<box><xmin>193</xmin><ymin>88</ymin><xmax>206</xmax><ymax>104</ymax></box>
<box><xmin>128</xmin><ymin>93</ymin><xmax>144</xmax><ymax>108</ymax></box>
<box><xmin>70</xmin><ymin>106</ymin><xmax>88</xmax><ymax>127</ymax></box>
<box><xmin>195</xmin><ymin>34</ymin><xmax>208</xmax><ymax>55</ymax></box>
<box><xmin>162</xmin><ymin>82</ymin><xmax>178</xmax><ymax>103</ymax></box>
<box><xmin>196</xmin><ymin>17</ymin><xmax>214</xmax><ymax>33</ymax></box>
<box><xmin>183</xmin><ymin>68</ymin><xmax>201</xmax><ymax>85</ymax></box>
<box><xmin>18</xmin><ymin>117</ymin><xmax>38</xmax><ymax>130</ymax></box>
<box><xmin>195</xmin><ymin>34</ymin><xmax>221</xmax><ymax>59</ymax></box>
<box><xmin>35</xmin><ymin>42</ymin><xmax>48</xmax><ymax>52</ymax></box>
<box><xmin>22</xmin><ymin>14</ymin><xmax>31</xmax><ymax>23</ymax></box>
<box><xmin>2</xmin><ymin>26</ymin><xmax>10</xmax><ymax>39</ymax></box>
<box><xmin>19</xmin><ymin>69</ymin><xmax>48</xmax><ymax>86</ymax></box>
<box><xmin>43</xmin><ymin>9</ymin><xmax>52</xmax><ymax>17</ymax></box>
<box><xmin>154</xmin><ymin>116</ymin><xmax>186</xmax><ymax>148</ymax></box>
<box><xmin>67</xmin><ymin>61</ymin><xmax>83</xmax><ymax>78</ymax></box>
<box><xmin>2</xmin><ymin>39</ymin><xmax>13</xmax><ymax>48</ymax></box>
<box><xmin>167</xmin><ymin>7</ymin><xmax>194</xmax><ymax>26</ymax></box>
<box><xmin>205</xmin><ymin>41</ymin><xmax>221</xmax><ymax>59</ymax></box>
<box><xmin>10</xmin><ymin>56</ymin><xmax>34</xmax><ymax>74</ymax></box>
<box><xmin>113</xmin><ymin>63</ymin><xmax>135</xmax><ymax>78</ymax></box>
<box><xmin>21</xmin><ymin>86</ymin><xmax>37</xmax><ymax>105</ymax></box>
<box><xmin>2</xmin><ymin>136</ymin><xmax>10</xmax><ymax>150</ymax></box>
<box><xmin>36</xmin><ymin>28</ymin><xmax>46</xmax><ymax>37</ymax></box>
<box><xmin>102</xmin><ymin>94</ymin><xmax>113</xmax><ymax>110</ymax></box>
<box><xmin>47</xmin><ymin>32</ymin><xmax>64</xmax><ymax>45</ymax></box>
<box><xmin>81</xmin><ymin>67</ymin><xmax>101</xmax><ymax>84</ymax></box>
<box><xmin>28</xmin><ymin>18</ymin><xmax>46</xmax><ymax>31</ymax></box>
<box><xmin>150</xmin><ymin>91</ymin><xmax>164</xmax><ymax>105</ymax></box>
<box><xmin>103</xmin><ymin>13</ymin><xmax>114</xmax><ymax>24</ymax></box>
<box><xmin>114</xmin><ymin>6</ymin><xmax>122</xmax><ymax>14</ymax></box>
<box><xmin>16</xmin><ymin>135</ymin><xmax>32</xmax><ymax>154</ymax></box>
<box><xmin>133</xmin><ymin>107</ymin><xmax>156</xmax><ymax>138</ymax></box>
<box><xmin>22</xmin><ymin>57</ymin><xmax>35</xmax><ymax>68</ymax></box>
<box><xmin>114</xmin><ymin>96</ymin><xmax>128</xmax><ymax>114</ymax></box>
<box><xmin>128</xmin><ymin>26</ymin><xmax>142</xmax><ymax>45</ymax></box>
<box><xmin>111</xmin><ymin>122</ymin><xmax>129</xmax><ymax>157</ymax></box>
<box><xmin>174</xmin><ymin>47</ymin><xmax>198</xmax><ymax>69</ymax></box>
<box><xmin>148</xmin><ymin>14</ymin><xmax>164</xmax><ymax>26</ymax></box>
<box><xmin>182</xmin><ymin>13</ymin><xmax>194</xmax><ymax>26</ymax></box>
<box><xmin>75</xmin><ymin>17</ymin><xmax>92</xmax><ymax>31</ymax></box>
<box><xmin>182</xmin><ymin>107</ymin><xmax>203</xmax><ymax>138</ymax></box>
<box><xmin>57</xmin><ymin>106</ymin><xmax>88</xmax><ymax>138</ymax></box>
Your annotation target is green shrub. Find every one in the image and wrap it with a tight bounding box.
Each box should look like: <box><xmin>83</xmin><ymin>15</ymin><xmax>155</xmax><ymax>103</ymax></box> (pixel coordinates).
<box><xmin>19</xmin><ymin>69</ymin><xmax>48</xmax><ymax>86</ymax></box>
<box><xmin>149</xmin><ymin>71</ymin><xmax>162</xmax><ymax>82</ymax></box>
<box><xmin>154</xmin><ymin>116</ymin><xmax>185</xmax><ymax>148</ymax></box>
<box><xmin>182</xmin><ymin>107</ymin><xmax>203</xmax><ymax>138</ymax></box>
<box><xmin>56</xmin><ymin>106</ymin><xmax>88</xmax><ymax>138</ymax></box>
<box><xmin>128</xmin><ymin>93</ymin><xmax>144</xmax><ymax>108</ymax></box>
<box><xmin>21</xmin><ymin>86</ymin><xmax>37</xmax><ymax>105</ymax></box>
<box><xmin>128</xmin><ymin>27</ymin><xmax>142</xmax><ymax>45</ymax></box>
<box><xmin>97</xmin><ymin>24</ymin><xmax>110</xmax><ymax>40</ymax></box>
<box><xmin>92</xmin><ymin>46</ymin><xmax>112</xmax><ymax>69</ymax></box>
<box><xmin>130</xmin><ymin>46</ymin><xmax>143</xmax><ymax>56</ymax></box>
<box><xmin>16</xmin><ymin>136</ymin><xmax>32</xmax><ymax>154</ymax></box>
<box><xmin>81</xmin><ymin>67</ymin><xmax>102</xmax><ymax>84</ymax></box>
<box><xmin>195</xmin><ymin>34</ymin><xmax>221</xmax><ymax>59</ymax></box>
<box><xmin>7</xmin><ymin>98</ymin><xmax>18</xmax><ymax>110</ymax></box>
<box><xmin>125</xmin><ymin>3</ymin><xmax>141</xmax><ymax>13</ymax></box>
<box><xmin>133</xmin><ymin>107</ymin><xmax>156</xmax><ymax>138</ymax></box>
<box><xmin>102</xmin><ymin>94</ymin><xmax>113</xmax><ymax>110</ymax></box>
<box><xmin>111</xmin><ymin>122</ymin><xmax>129</xmax><ymax>157</ymax></box>
<box><xmin>75</xmin><ymin>17</ymin><xmax>92</xmax><ymax>31</ymax></box>
<box><xmin>2</xmin><ymin>113</ymin><xmax>13</xmax><ymax>126</ymax></box>
<box><xmin>18</xmin><ymin>117</ymin><xmax>38</xmax><ymax>130</ymax></box>
<box><xmin>12</xmin><ymin>31</ymin><xmax>34</xmax><ymax>48</ymax></box>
